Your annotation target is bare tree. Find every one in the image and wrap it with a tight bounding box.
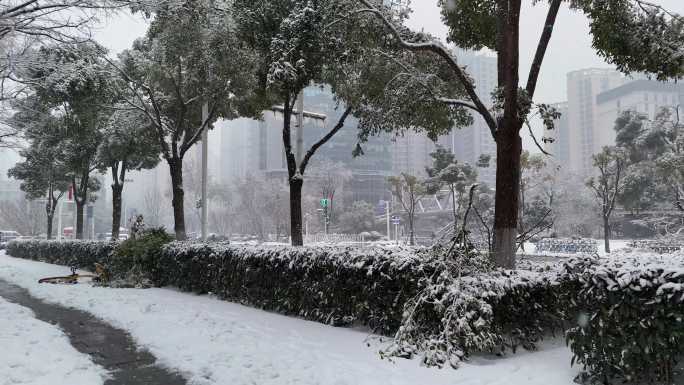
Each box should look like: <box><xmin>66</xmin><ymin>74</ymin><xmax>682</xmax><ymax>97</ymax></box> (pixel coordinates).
<box><xmin>388</xmin><ymin>173</ymin><xmax>427</xmax><ymax>246</ymax></box>
<box><xmin>586</xmin><ymin>146</ymin><xmax>628</xmax><ymax>253</ymax></box>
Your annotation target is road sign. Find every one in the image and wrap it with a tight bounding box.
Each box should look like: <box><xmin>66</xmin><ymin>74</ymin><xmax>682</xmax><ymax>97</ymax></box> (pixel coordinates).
<box><xmin>391</xmin><ymin>215</ymin><xmax>401</xmax><ymax>225</ymax></box>
<box><xmin>320</xmin><ymin>198</ymin><xmax>330</xmax><ymax>208</ymax></box>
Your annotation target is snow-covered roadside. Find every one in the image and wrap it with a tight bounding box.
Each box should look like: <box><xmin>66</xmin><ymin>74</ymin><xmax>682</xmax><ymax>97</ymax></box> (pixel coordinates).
<box><xmin>0</xmin><ymin>295</ymin><xmax>107</xmax><ymax>385</ymax></box>
<box><xmin>0</xmin><ymin>252</ymin><xmax>579</xmax><ymax>385</ymax></box>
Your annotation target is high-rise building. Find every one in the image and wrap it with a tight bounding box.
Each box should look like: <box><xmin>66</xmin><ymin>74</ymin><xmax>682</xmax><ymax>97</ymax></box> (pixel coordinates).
<box><xmin>392</xmin><ymin>132</ymin><xmax>435</xmax><ymax>177</ymax></box>
<box><xmin>566</xmin><ymin>68</ymin><xmax>624</xmax><ymax>176</ymax></box>
<box><xmin>442</xmin><ymin>49</ymin><xmax>498</xmax><ymax>186</ymax></box>
<box><xmin>219</xmin><ymin>85</ymin><xmax>395</xmax><ymax>205</ymax></box>
<box><xmin>388</xmin><ymin>50</ymin><xmax>497</xmax><ymax>185</ymax></box>
<box><xmin>542</xmin><ymin>102</ymin><xmax>570</xmax><ymax>170</ymax></box>
<box><xmin>595</xmin><ymin>79</ymin><xmax>683</xmax><ymax>150</ymax></box>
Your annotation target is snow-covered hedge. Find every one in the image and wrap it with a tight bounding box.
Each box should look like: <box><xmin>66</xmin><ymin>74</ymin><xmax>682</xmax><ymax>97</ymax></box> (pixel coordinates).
<box><xmin>9</xmin><ymin>239</ymin><xmax>684</xmax><ymax>380</ymax></box>
<box><xmin>5</xmin><ymin>240</ymin><xmax>116</xmax><ymax>269</ymax></box>
<box><xmin>563</xmin><ymin>254</ymin><xmax>684</xmax><ymax>384</ymax></box>
<box><xmin>156</xmin><ymin>242</ymin><xmax>434</xmax><ymax>334</ymax></box>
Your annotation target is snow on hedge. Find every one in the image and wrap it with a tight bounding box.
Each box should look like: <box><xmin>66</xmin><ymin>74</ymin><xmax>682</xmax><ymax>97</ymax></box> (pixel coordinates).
<box><xmin>0</xmin><ymin>295</ymin><xmax>107</xmax><ymax>385</ymax></box>
<box><xmin>0</xmin><ymin>252</ymin><xmax>579</xmax><ymax>385</ymax></box>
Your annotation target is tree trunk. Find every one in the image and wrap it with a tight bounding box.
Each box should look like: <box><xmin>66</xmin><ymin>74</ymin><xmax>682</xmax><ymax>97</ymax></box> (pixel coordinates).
<box><xmin>451</xmin><ymin>187</ymin><xmax>458</xmax><ymax>235</ymax></box>
<box><xmin>76</xmin><ymin>200</ymin><xmax>84</xmax><ymax>239</ymax></box>
<box><xmin>111</xmin><ymin>183</ymin><xmax>123</xmax><ymax>240</ymax></box>
<box><xmin>408</xmin><ymin>212</ymin><xmax>415</xmax><ymax>246</ymax></box>
<box><xmin>603</xmin><ymin>216</ymin><xmax>611</xmax><ymax>253</ymax></box>
<box><xmin>45</xmin><ymin>196</ymin><xmax>57</xmax><ymax>240</ymax></box>
<box><xmin>46</xmin><ymin>213</ymin><xmax>54</xmax><ymax>240</ymax></box>
<box><xmin>493</xmin><ymin>132</ymin><xmax>522</xmax><ymax>268</ymax></box>
<box><xmin>168</xmin><ymin>157</ymin><xmax>186</xmax><ymax>240</ymax></box>
<box><xmin>289</xmin><ymin>177</ymin><xmax>304</xmax><ymax>246</ymax></box>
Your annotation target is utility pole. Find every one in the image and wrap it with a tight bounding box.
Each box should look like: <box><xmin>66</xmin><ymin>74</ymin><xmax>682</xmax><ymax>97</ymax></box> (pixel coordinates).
<box><xmin>201</xmin><ymin>101</ymin><xmax>209</xmax><ymax>241</ymax></box>
<box><xmin>385</xmin><ymin>199</ymin><xmax>391</xmax><ymax>241</ymax></box>
<box><xmin>57</xmin><ymin>199</ymin><xmax>63</xmax><ymax>241</ymax></box>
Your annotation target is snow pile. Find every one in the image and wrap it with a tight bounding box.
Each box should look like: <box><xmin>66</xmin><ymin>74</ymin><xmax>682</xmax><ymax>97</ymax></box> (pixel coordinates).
<box><xmin>0</xmin><ymin>252</ymin><xmax>579</xmax><ymax>385</ymax></box>
<box><xmin>0</xmin><ymin>296</ymin><xmax>107</xmax><ymax>385</ymax></box>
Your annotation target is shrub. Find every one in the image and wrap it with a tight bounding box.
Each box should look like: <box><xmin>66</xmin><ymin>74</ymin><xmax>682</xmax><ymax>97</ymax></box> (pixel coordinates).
<box><xmin>381</xmin><ymin>253</ymin><xmax>567</xmax><ymax>368</ymax></box>
<box><xmin>5</xmin><ymin>239</ymin><xmax>116</xmax><ymax>269</ymax></box>
<box><xmin>156</xmin><ymin>242</ymin><xmax>434</xmax><ymax>334</ymax></box>
<box><xmin>563</xmin><ymin>255</ymin><xmax>684</xmax><ymax>384</ymax></box>
<box><xmin>108</xmin><ymin>228</ymin><xmax>173</xmax><ymax>287</ymax></box>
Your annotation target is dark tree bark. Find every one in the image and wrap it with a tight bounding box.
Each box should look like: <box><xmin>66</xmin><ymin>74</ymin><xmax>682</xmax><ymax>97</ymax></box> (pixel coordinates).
<box><xmin>280</xmin><ymin>90</ymin><xmax>352</xmax><ymax>247</ymax></box>
<box><xmin>289</xmin><ymin>177</ymin><xmax>304</xmax><ymax>246</ymax></box>
<box><xmin>168</xmin><ymin>156</ymin><xmax>186</xmax><ymax>240</ymax></box>
<box><xmin>72</xmin><ymin>177</ymin><xmax>87</xmax><ymax>240</ymax></box>
<box><xmin>110</xmin><ymin>162</ymin><xmax>126</xmax><ymax>240</ymax></box>
<box><xmin>45</xmin><ymin>184</ymin><xmax>58</xmax><ymax>240</ymax></box>
<box><xmin>492</xmin><ymin>0</ymin><xmax>523</xmax><ymax>269</ymax></box>
<box><xmin>493</xmin><ymin>132</ymin><xmax>522</xmax><ymax>268</ymax></box>
<box><xmin>111</xmin><ymin>183</ymin><xmax>123</xmax><ymax>240</ymax></box>
<box><xmin>75</xmin><ymin>200</ymin><xmax>84</xmax><ymax>239</ymax></box>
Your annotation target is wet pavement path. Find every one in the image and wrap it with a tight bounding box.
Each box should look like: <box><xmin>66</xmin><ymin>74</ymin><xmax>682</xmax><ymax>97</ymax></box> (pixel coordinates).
<box><xmin>0</xmin><ymin>278</ymin><xmax>187</xmax><ymax>385</ymax></box>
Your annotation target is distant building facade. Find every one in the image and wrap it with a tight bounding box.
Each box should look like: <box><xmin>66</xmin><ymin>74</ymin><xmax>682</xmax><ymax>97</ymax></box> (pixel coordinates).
<box><xmin>219</xmin><ymin>85</ymin><xmax>395</xmax><ymax>205</ymax></box>
<box><xmin>566</xmin><ymin>68</ymin><xmax>625</xmax><ymax>176</ymax></box>
<box><xmin>595</xmin><ymin>79</ymin><xmax>683</xmax><ymax>150</ymax></box>
<box><xmin>542</xmin><ymin>102</ymin><xmax>570</xmax><ymax>169</ymax></box>
<box><xmin>442</xmin><ymin>49</ymin><xmax>498</xmax><ymax>186</ymax></box>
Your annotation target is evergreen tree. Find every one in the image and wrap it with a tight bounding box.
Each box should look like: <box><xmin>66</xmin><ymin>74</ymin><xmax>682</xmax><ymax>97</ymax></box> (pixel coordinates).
<box><xmin>349</xmin><ymin>0</ymin><xmax>684</xmax><ymax>267</ymax></box>
<box><xmin>113</xmin><ymin>0</ymin><xmax>264</xmax><ymax>239</ymax></box>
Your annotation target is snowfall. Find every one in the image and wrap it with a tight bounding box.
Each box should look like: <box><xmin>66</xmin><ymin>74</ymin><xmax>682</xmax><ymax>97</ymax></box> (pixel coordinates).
<box><xmin>0</xmin><ymin>251</ymin><xmax>580</xmax><ymax>385</ymax></box>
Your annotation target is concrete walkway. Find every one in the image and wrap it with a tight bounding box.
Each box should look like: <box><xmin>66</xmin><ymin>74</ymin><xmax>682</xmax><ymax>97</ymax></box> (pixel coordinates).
<box><xmin>0</xmin><ymin>279</ymin><xmax>186</xmax><ymax>385</ymax></box>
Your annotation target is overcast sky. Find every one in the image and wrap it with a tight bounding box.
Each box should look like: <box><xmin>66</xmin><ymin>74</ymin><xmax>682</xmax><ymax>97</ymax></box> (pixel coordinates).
<box><xmin>87</xmin><ymin>1</ymin><xmax>684</xmax><ymax>154</ymax></box>
<box><xmin>406</xmin><ymin>0</ymin><xmax>684</xmax><ymax>103</ymax></box>
<box><xmin>93</xmin><ymin>1</ymin><xmax>684</xmax><ymax>104</ymax></box>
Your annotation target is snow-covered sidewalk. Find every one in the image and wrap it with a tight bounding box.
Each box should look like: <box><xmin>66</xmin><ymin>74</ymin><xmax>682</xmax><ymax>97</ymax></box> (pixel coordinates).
<box><xmin>0</xmin><ymin>252</ymin><xmax>579</xmax><ymax>385</ymax></box>
<box><xmin>0</xmin><ymin>295</ymin><xmax>107</xmax><ymax>385</ymax></box>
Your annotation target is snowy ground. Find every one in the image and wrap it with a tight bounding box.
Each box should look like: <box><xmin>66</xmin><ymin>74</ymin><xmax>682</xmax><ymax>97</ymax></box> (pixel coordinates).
<box><xmin>0</xmin><ymin>295</ymin><xmax>107</xmax><ymax>385</ymax></box>
<box><xmin>0</xmin><ymin>252</ymin><xmax>579</xmax><ymax>385</ymax></box>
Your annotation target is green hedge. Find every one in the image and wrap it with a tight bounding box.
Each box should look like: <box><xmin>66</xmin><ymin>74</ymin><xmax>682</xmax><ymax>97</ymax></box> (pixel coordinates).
<box><xmin>5</xmin><ymin>239</ymin><xmax>116</xmax><ymax>269</ymax></box>
<box><xmin>7</xmin><ymin>238</ymin><xmax>684</xmax><ymax>382</ymax></box>
<box><xmin>563</xmin><ymin>256</ymin><xmax>684</xmax><ymax>384</ymax></box>
<box><xmin>155</xmin><ymin>242</ymin><xmax>436</xmax><ymax>334</ymax></box>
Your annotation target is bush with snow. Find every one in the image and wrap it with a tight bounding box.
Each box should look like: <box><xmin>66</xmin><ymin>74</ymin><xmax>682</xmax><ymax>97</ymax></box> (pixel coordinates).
<box><xmin>156</xmin><ymin>242</ymin><xmax>433</xmax><ymax>334</ymax></box>
<box><xmin>382</xmin><ymin>244</ymin><xmax>567</xmax><ymax>368</ymax></box>
<box><xmin>7</xmin><ymin>239</ymin><xmax>684</xmax><ymax>380</ymax></box>
<box><xmin>6</xmin><ymin>239</ymin><xmax>116</xmax><ymax>269</ymax></box>
<box><xmin>563</xmin><ymin>254</ymin><xmax>684</xmax><ymax>384</ymax></box>
<box><xmin>108</xmin><ymin>228</ymin><xmax>173</xmax><ymax>288</ymax></box>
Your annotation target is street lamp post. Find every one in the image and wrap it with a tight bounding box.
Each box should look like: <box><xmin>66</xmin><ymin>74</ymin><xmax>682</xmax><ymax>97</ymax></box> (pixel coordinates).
<box><xmin>201</xmin><ymin>102</ymin><xmax>209</xmax><ymax>241</ymax></box>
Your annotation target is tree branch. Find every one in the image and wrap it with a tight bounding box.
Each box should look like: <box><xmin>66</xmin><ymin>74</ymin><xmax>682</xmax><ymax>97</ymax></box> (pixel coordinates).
<box><xmin>355</xmin><ymin>0</ymin><xmax>498</xmax><ymax>138</ymax></box>
<box><xmin>300</xmin><ymin>107</ymin><xmax>352</xmax><ymax>175</ymax></box>
<box><xmin>525</xmin><ymin>0</ymin><xmax>562</xmax><ymax>99</ymax></box>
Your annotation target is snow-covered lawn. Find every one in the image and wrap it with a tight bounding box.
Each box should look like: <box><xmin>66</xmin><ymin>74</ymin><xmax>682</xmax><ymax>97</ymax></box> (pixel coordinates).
<box><xmin>0</xmin><ymin>252</ymin><xmax>579</xmax><ymax>385</ymax></box>
<box><xmin>0</xmin><ymin>295</ymin><xmax>107</xmax><ymax>385</ymax></box>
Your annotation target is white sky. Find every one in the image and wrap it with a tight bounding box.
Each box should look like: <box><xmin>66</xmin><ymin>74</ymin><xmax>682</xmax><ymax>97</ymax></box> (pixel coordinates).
<box><xmin>406</xmin><ymin>0</ymin><xmax>684</xmax><ymax>104</ymax></box>
<box><xmin>93</xmin><ymin>1</ymin><xmax>684</xmax><ymax>105</ymax></box>
<box><xmin>87</xmin><ymin>1</ymin><xmax>684</xmax><ymax>154</ymax></box>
